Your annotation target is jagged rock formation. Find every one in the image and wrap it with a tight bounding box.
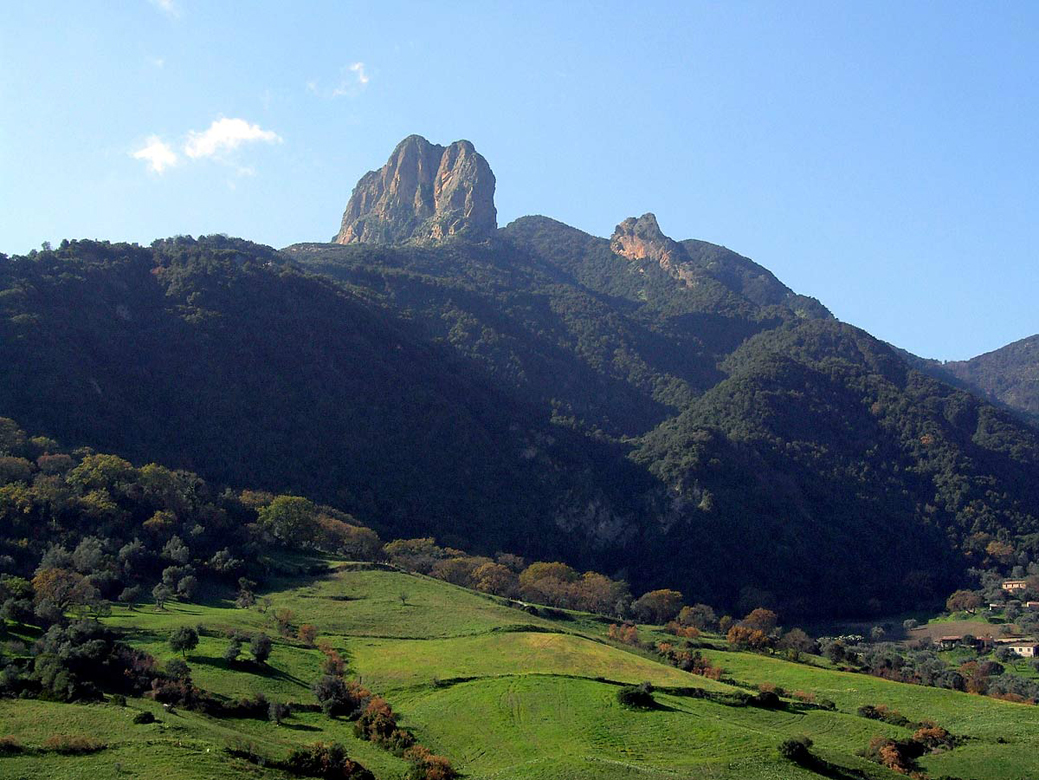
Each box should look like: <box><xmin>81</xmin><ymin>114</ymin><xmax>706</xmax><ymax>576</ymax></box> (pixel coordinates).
<box><xmin>610</xmin><ymin>213</ymin><xmax>688</xmax><ymax>276</ymax></box>
<box><xmin>611</xmin><ymin>213</ymin><xmax>831</xmax><ymax>319</ymax></box>
<box><xmin>334</xmin><ymin>135</ymin><xmax>497</xmax><ymax>245</ymax></box>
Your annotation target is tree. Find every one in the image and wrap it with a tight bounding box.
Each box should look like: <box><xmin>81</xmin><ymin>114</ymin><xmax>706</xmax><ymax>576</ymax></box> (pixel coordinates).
<box><xmin>176</xmin><ymin>575</ymin><xmax>198</xmax><ymax>602</ymax></box>
<box><xmin>472</xmin><ymin>562</ymin><xmax>518</xmax><ymax>597</ymax></box>
<box><xmin>152</xmin><ymin>583</ymin><xmax>173</xmax><ymax>610</ymax></box>
<box><xmin>678</xmin><ymin>603</ymin><xmax>717</xmax><ymax>631</ymax></box>
<box><xmin>31</xmin><ymin>567</ymin><xmax>99</xmax><ymax>617</ymax></box>
<box><xmin>312</xmin><ymin>674</ymin><xmax>350</xmax><ymax>716</ymax></box>
<box><xmin>946</xmin><ymin>589</ymin><xmax>982</xmax><ymax>615</ymax></box>
<box><xmin>778</xmin><ymin>628</ymin><xmax>817</xmax><ymax>657</ymax></box>
<box><xmin>986</xmin><ymin>540</ymin><xmax>1016</xmax><ymax>566</ymax></box>
<box><xmin>268</xmin><ymin>700</ymin><xmax>290</xmax><ymax>725</ymax></box>
<box><xmin>741</xmin><ymin>608</ymin><xmax>779</xmax><ymax>634</ymax></box>
<box><xmin>224</xmin><ymin>637</ymin><xmax>243</xmax><ymax>663</ymax></box>
<box><xmin>257</xmin><ymin>496</ymin><xmax>318</xmax><ymax>547</ymax></box>
<box><xmin>162</xmin><ymin>536</ymin><xmax>190</xmax><ymax>565</ymax></box>
<box><xmin>298</xmin><ymin>624</ymin><xmax>318</xmax><ymax>646</ymax></box>
<box><xmin>251</xmin><ymin>632</ymin><xmax>273</xmax><ymax>664</ymax></box>
<box><xmin>631</xmin><ymin>589</ymin><xmax>684</xmax><ymax>624</ymax></box>
<box><xmin>169</xmin><ymin>626</ymin><xmax>199</xmax><ymax>657</ymax></box>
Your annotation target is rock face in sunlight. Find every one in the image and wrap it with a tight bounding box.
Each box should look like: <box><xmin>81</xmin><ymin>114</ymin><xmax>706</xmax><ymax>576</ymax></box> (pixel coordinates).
<box><xmin>334</xmin><ymin>134</ymin><xmax>497</xmax><ymax>245</ymax></box>
<box><xmin>610</xmin><ymin>213</ymin><xmax>692</xmax><ymax>280</ymax></box>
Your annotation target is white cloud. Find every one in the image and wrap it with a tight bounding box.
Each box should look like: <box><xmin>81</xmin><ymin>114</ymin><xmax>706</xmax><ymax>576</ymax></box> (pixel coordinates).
<box><xmin>184</xmin><ymin>117</ymin><xmax>282</xmax><ymax>160</ymax></box>
<box><xmin>148</xmin><ymin>0</ymin><xmax>179</xmax><ymax>18</ymax></box>
<box><xmin>350</xmin><ymin>62</ymin><xmax>369</xmax><ymax>85</ymax></box>
<box><xmin>132</xmin><ymin>136</ymin><xmax>178</xmax><ymax>173</ymax></box>
<box><xmin>309</xmin><ymin>62</ymin><xmax>371</xmax><ymax>98</ymax></box>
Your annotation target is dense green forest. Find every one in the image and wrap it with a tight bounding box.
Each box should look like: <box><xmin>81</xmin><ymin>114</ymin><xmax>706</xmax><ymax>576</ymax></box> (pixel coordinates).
<box><xmin>2</xmin><ymin>229</ymin><xmax>1038</xmax><ymax>617</ymax></box>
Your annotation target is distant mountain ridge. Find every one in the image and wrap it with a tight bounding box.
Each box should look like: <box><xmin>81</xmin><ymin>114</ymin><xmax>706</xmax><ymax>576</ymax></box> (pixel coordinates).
<box><xmin>3</xmin><ymin>134</ymin><xmax>1038</xmax><ymax>618</ymax></box>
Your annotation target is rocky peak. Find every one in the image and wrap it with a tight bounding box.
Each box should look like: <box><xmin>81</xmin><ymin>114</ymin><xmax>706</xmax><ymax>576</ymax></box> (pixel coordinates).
<box><xmin>334</xmin><ymin>135</ymin><xmax>497</xmax><ymax>245</ymax></box>
<box><xmin>610</xmin><ymin>213</ymin><xmax>688</xmax><ymax>273</ymax></box>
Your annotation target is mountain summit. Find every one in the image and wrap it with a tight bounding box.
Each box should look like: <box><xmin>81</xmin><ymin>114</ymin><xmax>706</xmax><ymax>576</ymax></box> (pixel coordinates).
<box><xmin>334</xmin><ymin>134</ymin><xmax>497</xmax><ymax>245</ymax></box>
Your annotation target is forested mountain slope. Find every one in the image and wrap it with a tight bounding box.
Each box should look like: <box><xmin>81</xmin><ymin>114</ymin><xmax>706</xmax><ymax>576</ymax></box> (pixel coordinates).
<box><xmin>3</xmin><ymin>135</ymin><xmax>1038</xmax><ymax>618</ymax></box>
<box><xmin>925</xmin><ymin>335</ymin><xmax>1039</xmax><ymax>425</ymax></box>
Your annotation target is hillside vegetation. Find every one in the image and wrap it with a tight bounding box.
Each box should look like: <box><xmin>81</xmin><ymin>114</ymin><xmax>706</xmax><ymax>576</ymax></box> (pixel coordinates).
<box><xmin>3</xmin><ymin>563</ymin><xmax>1039</xmax><ymax>779</ymax></box>
<box><xmin>2</xmin><ymin>233</ymin><xmax>1039</xmax><ymax>617</ymax></box>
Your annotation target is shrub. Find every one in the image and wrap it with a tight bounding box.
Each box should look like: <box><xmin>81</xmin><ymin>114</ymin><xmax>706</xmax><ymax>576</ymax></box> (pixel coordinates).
<box><xmin>404</xmin><ymin>744</ymin><xmax>457</xmax><ymax>780</ymax></box>
<box><xmin>0</xmin><ymin>736</ymin><xmax>23</xmax><ymax>755</ymax></box>
<box><xmin>110</xmin><ymin>694</ymin><xmax>127</xmax><ymax>707</ymax></box>
<box><xmin>269</xmin><ymin>700</ymin><xmax>291</xmax><ymax>725</ymax></box>
<box><xmin>778</xmin><ymin>735</ymin><xmax>813</xmax><ymax>764</ymax></box>
<box><xmin>298</xmin><ymin>624</ymin><xmax>318</xmax><ymax>646</ymax></box>
<box><xmin>616</xmin><ymin>682</ymin><xmax>655</xmax><ymax>709</ymax></box>
<box><xmin>283</xmin><ymin>742</ymin><xmax>374</xmax><ymax>779</ymax></box>
<box><xmin>133</xmin><ymin>711</ymin><xmax>156</xmax><ymax>724</ymax></box>
<box><xmin>354</xmin><ymin>697</ymin><xmax>413</xmax><ymax>749</ymax></box>
<box><xmin>251</xmin><ymin>633</ymin><xmax>273</xmax><ymax>664</ymax></box>
<box><xmin>750</xmin><ymin>690</ymin><xmax>782</xmax><ymax>709</ymax></box>
<box><xmin>42</xmin><ymin>734</ymin><xmax>107</xmax><ymax>754</ymax></box>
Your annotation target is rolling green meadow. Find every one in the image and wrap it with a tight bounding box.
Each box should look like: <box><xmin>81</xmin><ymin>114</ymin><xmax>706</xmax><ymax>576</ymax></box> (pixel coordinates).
<box><xmin>3</xmin><ymin>562</ymin><xmax>1038</xmax><ymax>780</ymax></box>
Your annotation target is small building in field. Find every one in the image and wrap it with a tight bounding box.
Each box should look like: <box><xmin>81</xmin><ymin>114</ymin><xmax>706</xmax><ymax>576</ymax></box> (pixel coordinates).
<box><xmin>1002</xmin><ymin>579</ymin><xmax>1029</xmax><ymax>593</ymax></box>
<box><xmin>1005</xmin><ymin>642</ymin><xmax>1039</xmax><ymax>658</ymax></box>
<box><xmin>936</xmin><ymin>635</ymin><xmax>993</xmax><ymax>651</ymax></box>
<box><xmin>1026</xmin><ymin>601</ymin><xmax>1039</xmax><ymax>610</ymax></box>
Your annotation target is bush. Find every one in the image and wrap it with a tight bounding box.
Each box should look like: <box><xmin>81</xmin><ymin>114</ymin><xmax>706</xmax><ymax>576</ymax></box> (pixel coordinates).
<box><xmin>133</xmin><ymin>711</ymin><xmax>156</xmax><ymax>724</ymax></box>
<box><xmin>750</xmin><ymin>690</ymin><xmax>782</xmax><ymax>709</ymax></box>
<box><xmin>404</xmin><ymin>744</ymin><xmax>457</xmax><ymax>780</ymax></box>
<box><xmin>251</xmin><ymin>633</ymin><xmax>273</xmax><ymax>664</ymax></box>
<box><xmin>0</xmin><ymin>736</ymin><xmax>23</xmax><ymax>755</ymax></box>
<box><xmin>110</xmin><ymin>694</ymin><xmax>127</xmax><ymax>707</ymax></box>
<box><xmin>616</xmin><ymin>682</ymin><xmax>655</xmax><ymax>709</ymax></box>
<box><xmin>778</xmin><ymin>735</ymin><xmax>813</xmax><ymax>764</ymax></box>
<box><xmin>42</xmin><ymin>734</ymin><xmax>107</xmax><ymax>754</ymax></box>
<box><xmin>284</xmin><ymin>742</ymin><xmax>374</xmax><ymax>779</ymax></box>
<box><xmin>269</xmin><ymin>700</ymin><xmax>291</xmax><ymax>725</ymax></box>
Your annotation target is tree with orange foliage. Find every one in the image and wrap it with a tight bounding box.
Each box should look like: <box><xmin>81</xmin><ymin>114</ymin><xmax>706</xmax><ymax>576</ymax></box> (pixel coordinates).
<box><xmin>297</xmin><ymin>624</ymin><xmax>318</xmax><ymax>647</ymax></box>
<box><xmin>471</xmin><ymin>562</ymin><xmax>518</xmax><ymax>597</ymax></box>
<box><xmin>404</xmin><ymin>745</ymin><xmax>458</xmax><ymax>780</ymax></box>
<box><xmin>741</xmin><ymin>607</ymin><xmax>779</xmax><ymax>633</ymax></box>
<box><xmin>727</xmin><ymin>625</ymin><xmax>772</xmax><ymax>651</ymax></box>
<box><xmin>32</xmin><ymin>567</ymin><xmax>98</xmax><ymax>615</ymax></box>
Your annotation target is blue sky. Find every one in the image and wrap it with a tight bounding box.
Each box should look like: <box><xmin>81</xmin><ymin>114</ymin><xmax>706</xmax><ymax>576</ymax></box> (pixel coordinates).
<box><xmin>2</xmin><ymin>1</ymin><xmax>1036</xmax><ymax>360</ymax></box>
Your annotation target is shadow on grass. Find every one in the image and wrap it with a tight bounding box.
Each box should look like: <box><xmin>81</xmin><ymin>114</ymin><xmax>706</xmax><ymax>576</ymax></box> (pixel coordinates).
<box><xmin>280</xmin><ymin>722</ymin><xmax>322</xmax><ymax>732</ymax></box>
<box><xmin>791</xmin><ymin>757</ymin><xmax>870</xmax><ymax>780</ymax></box>
<box><xmin>191</xmin><ymin>655</ymin><xmax>310</xmax><ymax>688</ymax></box>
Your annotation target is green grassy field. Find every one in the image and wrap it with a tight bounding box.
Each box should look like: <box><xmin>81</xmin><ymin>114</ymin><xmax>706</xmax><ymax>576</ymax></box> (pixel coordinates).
<box><xmin>3</xmin><ymin>563</ymin><xmax>1039</xmax><ymax>779</ymax></box>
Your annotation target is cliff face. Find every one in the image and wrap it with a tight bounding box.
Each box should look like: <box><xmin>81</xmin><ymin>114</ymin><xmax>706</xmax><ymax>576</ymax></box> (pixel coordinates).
<box><xmin>610</xmin><ymin>213</ymin><xmax>704</xmax><ymax>287</ymax></box>
<box><xmin>335</xmin><ymin>135</ymin><xmax>497</xmax><ymax>245</ymax></box>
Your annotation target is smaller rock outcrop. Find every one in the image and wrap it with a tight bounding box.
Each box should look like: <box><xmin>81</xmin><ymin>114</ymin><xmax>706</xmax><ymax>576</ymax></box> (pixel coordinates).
<box><xmin>610</xmin><ymin>213</ymin><xmax>685</xmax><ymax>270</ymax></box>
<box><xmin>335</xmin><ymin>135</ymin><xmax>497</xmax><ymax>245</ymax></box>
<box><xmin>610</xmin><ymin>213</ymin><xmax>703</xmax><ymax>286</ymax></box>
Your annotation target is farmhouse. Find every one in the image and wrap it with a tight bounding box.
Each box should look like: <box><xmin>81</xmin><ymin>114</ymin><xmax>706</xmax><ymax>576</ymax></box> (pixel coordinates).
<box><xmin>935</xmin><ymin>635</ymin><xmax>992</xmax><ymax>651</ymax></box>
<box><xmin>1005</xmin><ymin>642</ymin><xmax>1039</xmax><ymax>658</ymax></box>
<box><xmin>1002</xmin><ymin>579</ymin><xmax>1029</xmax><ymax>592</ymax></box>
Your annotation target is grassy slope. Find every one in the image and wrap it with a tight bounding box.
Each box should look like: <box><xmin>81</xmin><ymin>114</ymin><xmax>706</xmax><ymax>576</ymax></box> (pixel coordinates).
<box><xmin>3</xmin><ymin>562</ymin><xmax>1038</xmax><ymax>779</ymax></box>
